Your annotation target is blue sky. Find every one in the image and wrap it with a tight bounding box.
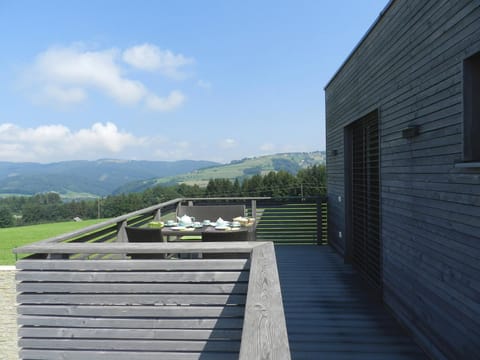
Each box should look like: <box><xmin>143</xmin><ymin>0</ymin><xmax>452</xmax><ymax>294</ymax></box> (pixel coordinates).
<box><xmin>0</xmin><ymin>0</ymin><xmax>389</xmax><ymax>163</ymax></box>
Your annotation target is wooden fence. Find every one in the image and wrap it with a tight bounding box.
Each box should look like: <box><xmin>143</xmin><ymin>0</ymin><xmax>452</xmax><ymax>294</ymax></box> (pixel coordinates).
<box><xmin>12</xmin><ymin>196</ymin><xmax>327</xmax><ymax>358</ymax></box>
<box><xmin>14</xmin><ymin>242</ymin><xmax>290</xmax><ymax>360</ymax></box>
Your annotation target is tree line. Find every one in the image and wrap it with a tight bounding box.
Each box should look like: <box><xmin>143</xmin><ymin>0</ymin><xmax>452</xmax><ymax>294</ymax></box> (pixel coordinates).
<box><xmin>0</xmin><ymin>165</ymin><xmax>326</xmax><ymax>228</ymax></box>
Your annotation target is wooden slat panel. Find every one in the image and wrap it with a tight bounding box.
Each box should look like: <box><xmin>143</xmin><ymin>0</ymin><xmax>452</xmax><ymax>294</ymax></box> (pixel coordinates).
<box><xmin>16</xmin><ymin>259</ymin><xmax>250</xmax><ymax>271</ymax></box>
<box><xmin>17</xmin><ymin>270</ymin><xmax>249</xmax><ymax>283</ymax></box>
<box><xmin>256</xmin><ymin>202</ymin><xmax>322</xmax><ymax>245</ymax></box>
<box><xmin>17</xmin><ymin>293</ymin><xmax>246</xmax><ymax>305</ymax></box>
<box><xmin>19</xmin><ymin>327</ymin><xmax>243</xmax><ymax>340</ymax></box>
<box><xmin>14</xmin><ymin>241</ymin><xmax>258</xmax><ymax>255</ymax></box>
<box><xmin>16</xmin><ymin>242</ymin><xmax>291</xmax><ymax>359</ymax></box>
<box><xmin>18</xmin><ymin>315</ymin><xmax>244</xmax><ymax>329</ymax></box>
<box><xmin>16</xmin><ymin>253</ymin><xmax>252</xmax><ymax>357</ymax></box>
<box><xmin>18</xmin><ymin>282</ymin><xmax>248</xmax><ymax>294</ymax></box>
<box><xmin>18</xmin><ymin>305</ymin><xmax>245</xmax><ymax>318</ymax></box>
<box><xmin>19</xmin><ymin>338</ymin><xmax>240</xmax><ymax>352</ymax></box>
<box><xmin>20</xmin><ymin>350</ymin><xmax>238</xmax><ymax>360</ymax></box>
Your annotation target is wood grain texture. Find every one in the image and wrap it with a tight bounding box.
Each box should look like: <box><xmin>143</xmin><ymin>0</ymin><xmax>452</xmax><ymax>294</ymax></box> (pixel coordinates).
<box><xmin>16</xmin><ymin>258</ymin><xmax>250</xmax><ymax>270</ymax></box>
<box><xmin>14</xmin><ymin>241</ymin><xmax>259</xmax><ymax>254</ymax></box>
<box><xmin>240</xmin><ymin>243</ymin><xmax>291</xmax><ymax>360</ymax></box>
<box><xmin>16</xmin><ymin>241</ymin><xmax>291</xmax><ymax>359</ymax></box>
<box><xmin>20</xmin><ymin>350</ymin><xmax>238</xmax><ymax>360</ymax></box>
<box><xmin>16</xmin><ymin>251</ymin><xmax>252</xmax><ymax>357</ymax></box>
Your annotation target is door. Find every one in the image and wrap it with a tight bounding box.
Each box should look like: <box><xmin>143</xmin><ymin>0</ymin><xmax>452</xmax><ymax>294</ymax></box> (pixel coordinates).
<box><xmin>346</xmin><ymin>110</ymin><xmax>382</xmax><ymax>293</ymax></box>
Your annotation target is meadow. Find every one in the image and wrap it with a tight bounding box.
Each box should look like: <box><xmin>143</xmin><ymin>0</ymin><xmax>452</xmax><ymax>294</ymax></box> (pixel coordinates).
<box><xmin>0</xmin><ymin>219</ymin><xmax>107</xmax><ymax>265</ymax></box>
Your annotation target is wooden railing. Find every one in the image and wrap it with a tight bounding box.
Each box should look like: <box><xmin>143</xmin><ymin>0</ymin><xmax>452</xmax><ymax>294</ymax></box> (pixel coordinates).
<box><xmin>14</xmin><ymin>196</ymin><xmax>327</xmax><ymax>257</ymax></box>
<box><xmin>13</xmin><ymin>196</ymin><xmax>328</xmax><ymax>359</ymax></box>
<box><xmin>179</xmin><ymin>196</ymin><xmax>328</xmax><ymax>245</ymax></box>
<box><xmin>254</xmin><ymin>197</ymin><xmax>327</xmax><ymax>245</ymax></box>
<box><xmin>14</xmin><ymin>241</ymin><xmax>290</xmax><ymax>360</ymax></box>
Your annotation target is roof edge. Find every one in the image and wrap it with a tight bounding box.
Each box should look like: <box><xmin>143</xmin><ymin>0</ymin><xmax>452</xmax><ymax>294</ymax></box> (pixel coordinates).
<box><xmin>324</xmin><ymin>0</ymin><xmax>396</xmax><ymax>90</ymax></box>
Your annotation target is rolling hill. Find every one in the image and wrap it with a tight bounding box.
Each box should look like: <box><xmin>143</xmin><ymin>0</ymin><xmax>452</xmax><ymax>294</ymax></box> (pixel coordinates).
<box><xmin>0</xmin><ymin>152</ymin><xmax>325</xmax><ymax>198</ymax></box>
<box><xmin>0</xmin><ymin>159</ymin><xmax>218</xmax><ymax>198</ymax></box>
<box><xmin>113</xmin><ymin>152</ymin><xmax>326</xmax><ymax>194</ymax></box>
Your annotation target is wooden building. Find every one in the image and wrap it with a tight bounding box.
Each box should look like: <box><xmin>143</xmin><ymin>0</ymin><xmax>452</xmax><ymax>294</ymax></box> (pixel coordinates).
<box><xmin>325</xmin><ymin>1</ymin><xmax>480</xmax><ymax>359</ymax></box>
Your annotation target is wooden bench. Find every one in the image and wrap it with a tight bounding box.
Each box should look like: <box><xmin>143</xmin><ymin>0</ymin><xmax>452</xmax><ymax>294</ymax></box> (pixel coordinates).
<box><xmin>15</xmin><ymin>242</ymin><xmax>290</xmax><ymax>360</ymax></box>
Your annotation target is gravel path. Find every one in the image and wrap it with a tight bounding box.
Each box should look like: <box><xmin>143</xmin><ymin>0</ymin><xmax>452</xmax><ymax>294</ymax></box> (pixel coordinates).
<box><xmin>0</xmin><ymin>267</ymin><xmax>18</xmax><ymax>360</ymax></box>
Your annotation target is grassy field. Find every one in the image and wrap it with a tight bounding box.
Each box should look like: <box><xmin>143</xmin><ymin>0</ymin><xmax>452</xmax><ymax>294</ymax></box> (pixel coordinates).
<box><xmin>0</xmin><ymin>219</ymin><xmax>108</xmax><ymax>265</ymax></box>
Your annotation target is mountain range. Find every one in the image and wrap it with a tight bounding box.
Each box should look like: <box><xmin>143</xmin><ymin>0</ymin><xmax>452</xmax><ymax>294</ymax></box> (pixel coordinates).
<box><xmin>0</xmin><ymin>151</ymin><xmax>325</xmax><ymax>198</ymax></box>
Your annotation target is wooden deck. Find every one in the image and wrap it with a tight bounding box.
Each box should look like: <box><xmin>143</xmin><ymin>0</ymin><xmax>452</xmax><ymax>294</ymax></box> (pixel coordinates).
<box><xmin>275</xmin><ymin>245</ymin><xmax>429</xmax><ymax>360</ymax></box>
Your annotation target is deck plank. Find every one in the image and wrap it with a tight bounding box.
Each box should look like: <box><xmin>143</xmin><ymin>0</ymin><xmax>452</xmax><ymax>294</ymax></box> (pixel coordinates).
<box><xmin>275</xmin><ymin>245</ymin><xmax>428</xmax><ymax>360</ymax></box>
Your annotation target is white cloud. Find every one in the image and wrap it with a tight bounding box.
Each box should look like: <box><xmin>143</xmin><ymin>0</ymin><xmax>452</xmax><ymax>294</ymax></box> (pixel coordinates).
<box><xmin>42</xmin><ymin>85</ymin><xmax>87</xmax><ymax>104</ymax></box>
<box><xmin>146</xmin><ymin>90</ymin><xmax>185</xmax><ymax>111</ymax></box>
<box><xmin>123</xmin><ymin>43</ymin><xmax>194</xmax><ymax>79</ymax></box>
<box><xmin>73</xmin><ymin>122</ymin><xmax>140</xmax><ymax>153</ymax></box>
<box><xmin>30</xmin><ymin>45</ymin><xmax>147</xmax><ymax>105</ymax></box>
<box><xmin>0</xmin><ymin>122</ymin><xmax>142</xmax><ymax>162</ymax></box>
<box><xmin>219</xmin><ymin>138</ymin><xmax>237</xmax><ymax>149</ymax></box>
<box><xmin>22</xmin><ymin>43</ymin><xmax>191</xmax><ymax>111</ymax></box>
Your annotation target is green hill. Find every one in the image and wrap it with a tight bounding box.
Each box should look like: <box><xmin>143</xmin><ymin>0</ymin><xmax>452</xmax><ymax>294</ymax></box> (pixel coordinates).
<box><xmin>113</xmin><ymin>151</ymin><xmax>325</xmax><ymax>194</ymax></box>
<box><xmin>0</xmin><ymin>159</ymin><xmax>218</xmax><ymax>198</ymax></box>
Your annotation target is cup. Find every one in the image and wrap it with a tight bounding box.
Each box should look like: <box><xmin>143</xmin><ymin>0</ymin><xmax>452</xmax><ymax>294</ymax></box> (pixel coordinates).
<box><xmin>166</xmin><ymin>220</ymin><xmax>175</xmax><ymax>226</ymax></box>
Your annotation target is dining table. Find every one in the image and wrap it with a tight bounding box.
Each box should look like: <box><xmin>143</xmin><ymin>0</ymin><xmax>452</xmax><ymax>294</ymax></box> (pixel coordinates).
<box><xmin>161</xmin><ymin>223</ymin><xmax>253</xmax><ymax>242</ymax></box>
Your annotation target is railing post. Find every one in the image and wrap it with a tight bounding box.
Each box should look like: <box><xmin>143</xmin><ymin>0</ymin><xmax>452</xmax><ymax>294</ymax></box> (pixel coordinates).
<box><xmin>117</xmin><ymin>220</ymin><xmax>128</xmax><ymax>243</ymax></box>
<box><xmin>154</xmin><ymin>209</ymin><xmax>162</xmax><ymax>221</ymax></box>
<box><xmin>316</xmin><ymin>197</ymin><xmax>323</xmax><ymax>245</ymax></box>
<box><xmin>251</xmin><ymin>200</ymin><xmax>257</xmax><ymax>220</ymax></box>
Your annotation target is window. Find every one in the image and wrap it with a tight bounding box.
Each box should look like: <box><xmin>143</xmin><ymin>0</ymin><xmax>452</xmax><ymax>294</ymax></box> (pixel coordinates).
<box><xmin>463</xmin><ymin>52</ymin><xmax>480</xmax><ymax>162</ymax></box>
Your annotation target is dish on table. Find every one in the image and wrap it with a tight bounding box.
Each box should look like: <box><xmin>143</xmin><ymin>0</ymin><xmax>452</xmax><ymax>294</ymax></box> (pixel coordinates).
<box><xmin>171</xmin><ymin>226</ymin><xmax>186</xmax><ymax>231</ymax></box>
<box><xmin>214</xmin><ymin>225</ymin><xmax>230</xmax><ymax>230</ymax></box>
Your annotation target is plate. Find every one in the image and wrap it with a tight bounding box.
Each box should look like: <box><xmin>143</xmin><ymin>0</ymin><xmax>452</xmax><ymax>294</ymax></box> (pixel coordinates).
<box><xmin>171</xmin><ymin>226</ymin><xmax>186</xmax><ymax>231</ymax></box>
<box><xmin>215</xmin><ymin>225</ymin><xmax>230</xmax><ymax>230</ymax></box>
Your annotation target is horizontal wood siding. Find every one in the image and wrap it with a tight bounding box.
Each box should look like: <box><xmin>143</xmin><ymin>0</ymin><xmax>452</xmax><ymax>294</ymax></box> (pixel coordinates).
<box><xmin>16</xmin><ymin>258</ymin><xmax>249</xmax><ymax>360</ymax></box>
<box><xmin>325</xmin><ymin>1</ymin><xmax>480</xmax><ymax>359</ymax></box>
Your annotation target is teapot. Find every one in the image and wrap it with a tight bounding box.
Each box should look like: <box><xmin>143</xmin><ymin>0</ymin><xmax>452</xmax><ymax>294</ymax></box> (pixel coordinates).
<box><xmin>177</xmin><ymin>214</ymin><xmax>193</xmax><ymax>225</ymax></box>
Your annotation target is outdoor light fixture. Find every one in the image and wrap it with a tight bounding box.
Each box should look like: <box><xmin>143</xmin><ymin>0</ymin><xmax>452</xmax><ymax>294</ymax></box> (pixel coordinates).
<box><xmin>402</xmin><ymin>125</ymin><xmax>420</xmax><ymax>139</ymax></box>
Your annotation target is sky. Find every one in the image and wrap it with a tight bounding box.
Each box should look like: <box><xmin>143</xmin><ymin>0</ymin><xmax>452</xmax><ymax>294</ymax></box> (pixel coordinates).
<box><xmin>0</xmin><ymin>0</ymin><xmax>389</xmax><ymax>164</ymax></box>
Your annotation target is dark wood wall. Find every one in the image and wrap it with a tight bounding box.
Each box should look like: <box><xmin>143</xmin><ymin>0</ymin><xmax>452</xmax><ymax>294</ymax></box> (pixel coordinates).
<box><xmin>325</xmin><ymin>1</ymin><xmax>480</xmax><ymax>359</ymax></box>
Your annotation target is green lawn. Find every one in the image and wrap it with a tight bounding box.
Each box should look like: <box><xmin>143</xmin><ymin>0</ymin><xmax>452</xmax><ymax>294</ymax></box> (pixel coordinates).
<box><xmin>0</xmin><ymin>219</ymin><xmax>108</xmax><ymax>265</ymax></box>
